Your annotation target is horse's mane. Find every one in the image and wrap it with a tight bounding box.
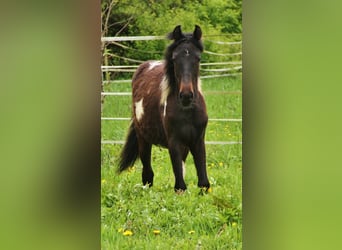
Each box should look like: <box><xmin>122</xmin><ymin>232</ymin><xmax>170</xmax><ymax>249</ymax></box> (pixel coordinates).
<box><xmin>164</xmin><ymin>31</ymin><xmax>203</xmax><ymax>92</ymax></box>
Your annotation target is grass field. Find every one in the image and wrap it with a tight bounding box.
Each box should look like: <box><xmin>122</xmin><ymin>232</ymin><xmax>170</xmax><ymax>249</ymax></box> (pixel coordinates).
<box><xmin>101</xmin><ymin>76</ymin><xmax>242</xmax><ymax>249</ymax></box>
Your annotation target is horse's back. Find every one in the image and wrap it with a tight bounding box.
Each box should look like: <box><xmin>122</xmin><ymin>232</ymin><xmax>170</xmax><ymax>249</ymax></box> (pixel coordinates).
<box><xmin>131</xmin><ymin>61</ymin><xmax>167</xmax><ymax>147</ymax></box>
<box><xmin>132</xmin><ymin>61</ymin><xmax>164</xmax><ymax>92</ymax></box>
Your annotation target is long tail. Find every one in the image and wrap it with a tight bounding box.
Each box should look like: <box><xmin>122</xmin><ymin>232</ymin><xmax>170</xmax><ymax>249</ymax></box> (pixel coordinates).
<box><xmin>118</xmin><ymin>122</ymin><xmax>139</xmax><ymax>173</ymax></box>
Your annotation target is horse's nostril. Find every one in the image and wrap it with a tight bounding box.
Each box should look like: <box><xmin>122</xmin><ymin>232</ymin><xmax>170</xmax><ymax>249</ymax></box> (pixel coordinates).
<box><xmin>179</xmin><ymin>91</ymin><xmax>194</xmax><ymax>100</ymax></box>
<box><xmin>189</xmin><ymin>91</ymin><xmax>194</xmax><ymax>99</ymax></box>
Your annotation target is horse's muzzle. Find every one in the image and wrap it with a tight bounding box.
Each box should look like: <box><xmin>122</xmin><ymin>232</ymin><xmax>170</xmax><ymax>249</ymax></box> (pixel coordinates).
<box><xmin>179</xmin><ymin>81</ymin><xmax>194</xmax><ymax>107</ymax></box>
<box><xmin>179</xmin><ymin>90</ymin><xmax>194</xmax><ymax>107</ymax></box>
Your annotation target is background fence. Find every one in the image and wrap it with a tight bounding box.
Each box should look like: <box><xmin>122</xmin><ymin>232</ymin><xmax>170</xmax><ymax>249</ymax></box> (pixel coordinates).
<box><xmin>101</xmin><ymin>35</ymin><xmax>242</xmax><ymax>145</ymax></box>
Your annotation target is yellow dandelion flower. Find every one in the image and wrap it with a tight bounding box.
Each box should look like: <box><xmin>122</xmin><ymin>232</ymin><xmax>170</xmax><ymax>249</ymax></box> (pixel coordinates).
<box><xmin>153</xmin><ymin>230</ymin><xmax>160</xmax><ymax>235</ymax></box>
<box><xmin>101</xmin><ymin>179</ymin><xmax>106</xmax><ymax>184</ymax></box>
<box><xmin>123</xmin><ymin>230</ymin><xmax>133</xmax><ymax>236</ymax></box>
<box><xmin>128</xmin><ymin>166</ymin><xmax>136</xmax><ymax>172</ymax></box>
<box><xmin>188</xmin><ymin>230</ymin><xmax>195</xmax><ymax>234</ymax></box>
<box><xmin>219</xmin><ymin>162</ymin><xmax>223</xmax><ymax>167</ymax></box>
<box><xmin>207</xmin><ymin>187</ymin><xmax>213</xmax><ymax>193</ymax></box>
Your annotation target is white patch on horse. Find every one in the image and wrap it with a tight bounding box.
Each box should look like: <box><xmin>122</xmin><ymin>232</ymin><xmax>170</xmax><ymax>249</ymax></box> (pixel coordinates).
<box><xmin>198</xmin><ymin>77</ymin><xmax>203</xmax><ymax>94</ymax></box>
<box><xmin>185</xmin><ymin>49</ymin><xmax>190</xmax><ymax>56</ymax></box>
<box><xmin>160</xmin><ymin>75</ymin><xmax>170</xmax><ymax>105</ymax></box>
<box><xmin>163</xmin><ymin>100</ymin><xmax>167</xmax><ymax>117</ymax></box>
<box><xmin>135</xmin><ymin>98</ymin><xmax>144</xmax><ymax>122</ymax></box>
<box><xmin>182</xmin><ymin>161</ymin><xmax>186</xmax><ymax>178</ymax></box>
<box><xmin>148</xmin><ymin>61</ymin><xmax>162</xmax><ymax>70</ymax></box>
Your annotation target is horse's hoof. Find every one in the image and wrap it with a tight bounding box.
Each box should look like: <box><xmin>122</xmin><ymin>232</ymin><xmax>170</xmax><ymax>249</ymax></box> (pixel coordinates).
<box><xmin>199</xmin><ymin>186</ymin><xmax>212</xmax><ymax>195</ymax></box>
<box><xmin>142</xmin><ymin>181</ymin><xmax>153</xmax><ymax>188</ymax></box>
<box><xmin>174</xmin><ymin>188</ymin><xmax>186</xmax><ymax>195</ymax></box>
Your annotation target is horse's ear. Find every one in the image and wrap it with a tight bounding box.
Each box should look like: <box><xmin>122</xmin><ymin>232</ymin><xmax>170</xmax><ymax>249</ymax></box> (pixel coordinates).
<box><xmin>168</xmin><ymin>25</ymin><xmax>184</xmax><ymax>41</ymax></box>
<box><xmin>193</xmin><ymin>25</ymin><xmax>202</xmax><ymax>40</ymax></box>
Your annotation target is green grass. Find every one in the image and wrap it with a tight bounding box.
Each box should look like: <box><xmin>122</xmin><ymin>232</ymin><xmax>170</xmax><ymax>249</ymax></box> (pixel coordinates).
<box><xmin>101</xmin><ymin>76</ymin><xmax>242</xmax><ymax>249</ymax></box>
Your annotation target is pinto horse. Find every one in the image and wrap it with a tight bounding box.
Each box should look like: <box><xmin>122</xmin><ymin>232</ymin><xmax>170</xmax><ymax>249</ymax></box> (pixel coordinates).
<box><xmin>118</xmin><ymin>25</ymin><xmax>210</xmax><ymax>192</ymax></box>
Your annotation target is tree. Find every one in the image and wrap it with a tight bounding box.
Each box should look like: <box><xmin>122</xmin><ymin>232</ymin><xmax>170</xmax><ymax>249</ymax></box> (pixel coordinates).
<box><xmin>101</xmin><ymin>0</ymin><xmax>242</xmax><ymax>80</ymax></box>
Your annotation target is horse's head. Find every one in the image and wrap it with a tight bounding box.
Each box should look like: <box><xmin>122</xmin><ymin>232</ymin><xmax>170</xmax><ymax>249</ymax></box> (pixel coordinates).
<box><xmin>166</xmin><ymin>25</ymin><xmax>203</xmax><ymax>108</ymax></box>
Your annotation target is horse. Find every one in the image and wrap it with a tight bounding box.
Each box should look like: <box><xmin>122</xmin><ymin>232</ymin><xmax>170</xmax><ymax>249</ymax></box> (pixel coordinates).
<box><xmin>118</xmin><ymin>25</ymin><xmax>210</xmax><ymax>193</ymax></box>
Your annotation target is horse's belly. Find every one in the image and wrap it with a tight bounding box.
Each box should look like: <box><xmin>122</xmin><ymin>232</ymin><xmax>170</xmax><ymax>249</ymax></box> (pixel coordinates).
<box><xmin>133</xmin><ymin>106</ymin><xmax>168</xmax><ymax>147</ymax></box>
<box><xmin>135</xmin><ymin>122</ymin><xmax>168</xmax><ymax>147</ymax></box>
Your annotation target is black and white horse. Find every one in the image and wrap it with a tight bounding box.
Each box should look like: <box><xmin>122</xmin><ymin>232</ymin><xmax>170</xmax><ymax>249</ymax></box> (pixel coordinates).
<box><xmin>118</xmin><ymin>25</ymin><xmax>210</xmax><ymax>193</ymax></box>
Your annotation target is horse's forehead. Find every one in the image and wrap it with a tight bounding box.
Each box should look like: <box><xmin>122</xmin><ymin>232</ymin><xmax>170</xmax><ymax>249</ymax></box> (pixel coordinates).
<box><xmin>173</xmin><ymin>42</ymin><xmax>200</xmax><ymax>58</ymax></box>
<box><xmin>175</xmin><ymin>42</ymin><xmax>196</xmax><ymax>51</ymax></box>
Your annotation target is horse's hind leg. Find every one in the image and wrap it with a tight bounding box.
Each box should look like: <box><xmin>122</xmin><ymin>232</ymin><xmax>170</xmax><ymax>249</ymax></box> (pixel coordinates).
<box><xmin>138</xmin><ymin>138</ymin><xmax>154</xmax><ymax>187</ymax></box>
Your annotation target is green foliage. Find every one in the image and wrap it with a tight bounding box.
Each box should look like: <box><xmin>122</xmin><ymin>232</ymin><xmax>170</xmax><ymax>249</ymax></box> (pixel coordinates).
<box><xmin>101</xmin><ymin>0</ymin><xmax>242</xmax><ymax>75</ymax></box>
<box><xmin>102</xmin><ymin>0</ymin><xmax>241</xmax><ymax>36</ymax></box>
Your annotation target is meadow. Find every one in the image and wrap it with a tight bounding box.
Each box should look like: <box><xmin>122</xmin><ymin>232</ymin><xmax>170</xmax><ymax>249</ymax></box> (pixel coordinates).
<box><xmin>101</xmin><ymin>76</ymin><xmax>242</xmax><ymax>249</ymax></box>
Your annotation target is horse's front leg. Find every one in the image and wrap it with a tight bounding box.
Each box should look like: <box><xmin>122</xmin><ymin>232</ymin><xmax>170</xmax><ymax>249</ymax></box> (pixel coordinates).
<box><xmin>168</xmin><ymin>139</ymin><xmax>187</xmax><ymax>192</ymax></box>
<box><xmin>190</xmin><ymin>138</ymin><xmax>210</xmax><ymax>190</ymax></box>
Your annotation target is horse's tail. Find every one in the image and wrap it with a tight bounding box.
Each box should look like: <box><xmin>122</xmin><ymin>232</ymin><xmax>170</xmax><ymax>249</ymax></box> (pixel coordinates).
<box><xmin>118</xmin><ymin>121</ymin><xmax>139</xmax><ymax>173</ymax></box>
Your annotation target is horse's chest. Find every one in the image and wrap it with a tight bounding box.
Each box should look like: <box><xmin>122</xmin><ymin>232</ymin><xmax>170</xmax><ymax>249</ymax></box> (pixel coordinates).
<box><xmin>164</xmin><ymin>109</ymin><xmax>207</xmax><ymax>144</ymax></box>
<box><xmin>178</xmin><ymin>123</ymin><xmax>198</xmax><ymax>142</ymax></box>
